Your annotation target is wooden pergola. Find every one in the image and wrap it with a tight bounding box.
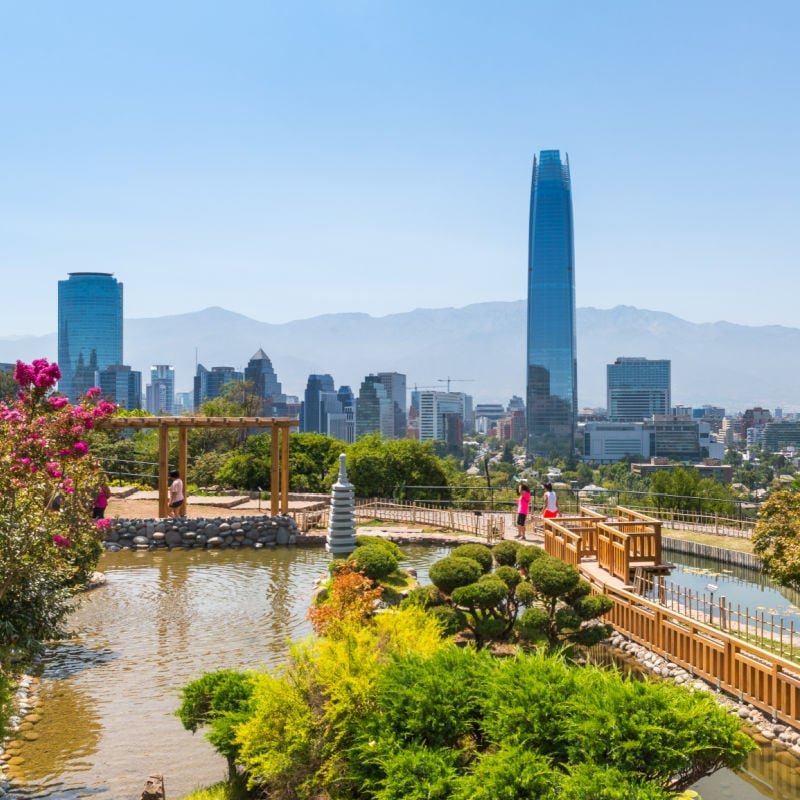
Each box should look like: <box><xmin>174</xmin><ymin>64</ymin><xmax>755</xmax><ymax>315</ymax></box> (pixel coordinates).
<box><xmin>98</xmin><ymin>416</ymin><xmax>297</xmax><ymax>518</ymax></box>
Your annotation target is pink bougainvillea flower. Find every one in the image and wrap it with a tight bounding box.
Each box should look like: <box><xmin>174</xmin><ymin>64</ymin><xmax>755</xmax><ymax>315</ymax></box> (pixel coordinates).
<box><xmin>46</xmin><ymin>462</ymin><xmax>63</xmax><ymax>479</ymax></box>
<box><xmin>84</xmin><ymin>386</ymin><xmax>101</xmax><ymax>399</ymax></box>
<box><xmin>52</xmin><ymin>534</ymin><xmax>72</xmax><ymax>549</ymax></box>
<box><xmin>95</xmin><ymin>518</ymin><xmax>112</xmax><ymax>530</ymax></box>
<box><xmin>13</xmin><ymin>361</ymin><xmax>35</xmax><ymax>386</ymax></box>
<box><xmin>48</xmin><ymin>396</ymin><xmax>69</xmax><ymax>409</ymax></box>
<box><xmin>72</xmin><ymin>441</ymin><xmax>88</xmax><ymax>456</ymax></box>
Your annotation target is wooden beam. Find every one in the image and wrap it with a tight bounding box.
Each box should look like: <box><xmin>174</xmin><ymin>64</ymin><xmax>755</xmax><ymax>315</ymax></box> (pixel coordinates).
<box><xmin>178</xmin><ymin>426</ymin><xmax>188</xmax><ymax>517</ymax></box>
<box><xmin>270</xmin><ymin>426</ymin><xmax>280</xmax><ymax>516</ymax></box>
<box><xmin>158</xmin><ymin>423</ymin><xmax>170</xmax><ymax>518</ymax></box>
<box><xmin>281</xmin><ymin>422</ymin><xmax>290</xmax><ymax>515</ymax></box>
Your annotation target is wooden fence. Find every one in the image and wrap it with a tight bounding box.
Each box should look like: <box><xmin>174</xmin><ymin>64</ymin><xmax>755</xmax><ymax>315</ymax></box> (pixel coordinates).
<box><xmin>594</xmin><ymin>508</ymin><xmax>663</xmax><ymax>583</ymax></box>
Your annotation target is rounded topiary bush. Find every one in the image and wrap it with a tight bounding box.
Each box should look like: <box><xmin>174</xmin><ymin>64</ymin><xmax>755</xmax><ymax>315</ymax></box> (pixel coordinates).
<box><xmin>516</xmin><ymin>545</ymin><xmax>547</xmax><ymax>571</ymax></box>
<box><xmin>493</xmin><ymin>566</ymin><xmax>521</xmax><ymax>590</ymax></box>
<box><xmin>350</xmin><ymin>543</ymin><xmax>399</xmax><ymax>581</ymax></box>
<box><xmin>452</xmin><ymin>578</ymin><xmax>508</xmax><ymax>610</ymax></box>
<box><xmin>517</xmin><ymin>607</ymin><xmax>549</xmax><ymax>641</ymax></box>
<box><xmin>492</xmin><ymin>540</ymin><xmax>520</xmax><ymax>567</ymax></box>
<box><xmin>355</xmin><ymin>534</ymin><xmax>403</xmax><ymax>561</ymax></box>
<box><xmin>400</xmin><ymin>584</ymin><xmax>445</xmax><ymax>610</ymax></box>
<box><xmin>515</xmin><ymin>581</ymin><xmax>537</xmax><ymax>606</ymax></box>
<box><xmin>451</xmin><ymin>544</ymin><xmax>493</xmax><ymax>574</ymax></box>
<box><xmin>528</xmin><ymin>556</ymin><xmax>580</xmax><ymax>597</ymax></box>
<box><xmin>429</xmin><ymin>556</ymin><xmax>483</xmax><ymax>595</ymax></box>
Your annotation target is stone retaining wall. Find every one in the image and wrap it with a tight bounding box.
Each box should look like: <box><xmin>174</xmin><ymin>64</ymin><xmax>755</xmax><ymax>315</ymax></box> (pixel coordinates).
<box><xmin>103</xmin><ymin>515</ymin><xmax>300</xmax><ymax>551</ymax></box>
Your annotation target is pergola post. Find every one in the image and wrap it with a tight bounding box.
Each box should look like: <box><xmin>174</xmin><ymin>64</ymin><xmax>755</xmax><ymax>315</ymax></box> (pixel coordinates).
<box><xmin>178</xmin><ymin>425</ymin><xmax>188</xmax><ymax>516</ymax></box>
<box><xmin>270</xmin><ymin>425</ymin><xmax>280</xmax><ymax>516</ymax></box>
<box><xmin>281</xmin><ymin>422</ymin><xmax>290</xmax><ymax>515</ymax></box>
<box><xmin>158</xmin><ymin>422</ymin><xmax>170</xmax><ymax>518</ymax></box>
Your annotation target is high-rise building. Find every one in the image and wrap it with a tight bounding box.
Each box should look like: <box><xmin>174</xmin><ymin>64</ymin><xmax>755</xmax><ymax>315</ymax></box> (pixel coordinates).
<box><xmin>418</xmin><ymin>391</ymin><xmax>468</xmax><ymax>444</ymax></box>
<box><xmin>355</xmin><ymin>375</ymin><xmax>394</xmax><ymax>439</ymax></box>
<box><xmin>300</xmin><ymin>374</ymin><xmax>335</xmax><ymax>433</ymax></box>
<box><xmin>244</xmin><ymin>349</ymin><xmax>285</xmax><ymax>415</ymax></box>
<box><xmin>194</xmin><ymin>364</ymin><xmax>243</xmax><ymax>409</ymax></box>
<box><xmin>145</xmin><ymin>365</ymin><xmax>175</xmax><ymax>415</ymax></box>
<box><xmin>376</xmin><ymin>372</ymin><xmax>407</xmax><ymax>439</ymax></box>
<box><xmin>58</xmin><ymin>272</ymin><xmax>123</xmax><ymax>400</ymax></box>
<box><xmin>98</xmin><ymin>364</ymin><xmax>141</xmax><ymax>410</ymax></box>
<box><xmin>525</xmin><ymin>150</ymin><xmax>577</xmax><ymax>460</ymax></box>
<box><xmin>607</xmin><ymin>357</ymin><xmax>671</xmax><ymax>422</ymax></box>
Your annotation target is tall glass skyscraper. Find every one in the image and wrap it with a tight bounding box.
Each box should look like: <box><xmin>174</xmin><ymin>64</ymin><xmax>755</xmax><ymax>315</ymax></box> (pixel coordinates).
<box><xmin>58</xmin><ymin>272</ymin><xmax>123</xmax><ymax>401</ymax></box>
<box><xmin>526</xmin><ymin>150</ymin><xmax>577</xmax><ymax>460</ymax></box>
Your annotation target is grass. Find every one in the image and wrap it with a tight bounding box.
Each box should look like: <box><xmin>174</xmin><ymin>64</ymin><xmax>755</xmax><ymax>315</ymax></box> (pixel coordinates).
<box><xmin>180</xmin><ymin>781</ymin><xmax>251</xmax><ymax>800</ymax></box>
<box><xmin>355</xmin><ymin>518</ymin><xmax>445</xmax><ymax>534</ymax></box>
<box><xmin>662</xmin><ymin>528</ymin><xmax>754</xmax><ymax>554</ymax></box>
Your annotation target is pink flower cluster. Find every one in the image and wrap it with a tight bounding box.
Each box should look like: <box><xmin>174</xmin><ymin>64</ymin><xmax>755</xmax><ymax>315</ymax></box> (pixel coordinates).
<box><xmin>95</xmin><ymin>518</ymin><xmax>112</xmax><ymax>530</ymax></box>
<box><xmin>15</xmin><ymin>359</ymin><xmax>61</xmax><ymax>390</ymax></box>
<box><xmin>52</xmin><ymin>534</ymin><xmax>72</xmax><ymax>549</ymax></box>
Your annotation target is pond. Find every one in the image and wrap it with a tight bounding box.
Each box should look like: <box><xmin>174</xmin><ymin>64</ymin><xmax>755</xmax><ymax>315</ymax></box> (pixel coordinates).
<box><xmin>6</xmin><ymin>545</ymin><xmax>800</xmax><ymax>799</ymax></box>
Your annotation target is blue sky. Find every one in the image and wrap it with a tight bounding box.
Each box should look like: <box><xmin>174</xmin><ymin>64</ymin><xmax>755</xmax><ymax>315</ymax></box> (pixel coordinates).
<box><xmin>1</xmin><ymin>1</ymin><xmax>798</xmax><ymax>337</ymax></box>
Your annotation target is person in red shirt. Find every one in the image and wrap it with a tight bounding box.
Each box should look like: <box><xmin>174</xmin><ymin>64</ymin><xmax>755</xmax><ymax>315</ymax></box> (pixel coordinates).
<box><xmin>93</xmin><ymin>482</ymin><xmax>111</xmax><ymax>519</ymax></box>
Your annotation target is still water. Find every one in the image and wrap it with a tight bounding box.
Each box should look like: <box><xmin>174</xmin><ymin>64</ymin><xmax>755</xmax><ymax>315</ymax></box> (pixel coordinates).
<box><xmin>6</xmin><ymin>546</ymin><xmax>800</xmax><ymax>799</ymax></box>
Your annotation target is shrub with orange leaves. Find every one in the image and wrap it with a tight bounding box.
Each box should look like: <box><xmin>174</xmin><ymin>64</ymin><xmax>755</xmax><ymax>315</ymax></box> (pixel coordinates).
<box><xmin>308</xmin><ymin>561</ymin><xmax>384</xmax><ymax>636</ymax></box>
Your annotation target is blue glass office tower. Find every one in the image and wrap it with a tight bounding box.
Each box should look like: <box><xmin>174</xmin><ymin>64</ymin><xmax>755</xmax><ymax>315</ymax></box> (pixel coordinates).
<box><xmin>526</xmin><ymin>151</ymin><xmax>577</xmax><ymax>460</ymax></box>
<box><xmin>58</xmin><ymin>273</ymin><xmax>123</xmax><ymax>401</ymax></box>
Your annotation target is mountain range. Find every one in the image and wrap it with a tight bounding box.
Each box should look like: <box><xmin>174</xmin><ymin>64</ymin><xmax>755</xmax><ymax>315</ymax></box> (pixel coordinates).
<box><xmin>1</xmin><ymin>303</ymin><xmax>797</xmax><ymax>412</ymax></box>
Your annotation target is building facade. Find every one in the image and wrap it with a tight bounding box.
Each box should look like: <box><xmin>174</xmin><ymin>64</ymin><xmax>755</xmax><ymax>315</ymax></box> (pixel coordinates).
<box><xmin>98</xmin><ymin>364</ymin><xmax>141</xmax><ymax>410</ymax></box>
<box><xmin>58</xmin><ymin>272</ymin><xmax>123</xmax><ymax>400</ymax></box>
<box><xmin>376</xmin><ymin>372</ymin><xmax>407</xmax><ymax>439</ymax></box>
<box><xmin>244</xmin><ymin>349</ymin><xmax>285</xmax><ymax>415</ymax></box>
<box><xmin>194</xmin><ymin>365</ymin><xmax>243</xmax><ymax>409</ymax></box>
<box><xmin>355</xmin><ymin>375</ymin><xmax>394</xmax><ymax>439</ymax></box>
<box><xmin>418</xmin><ymin>390</ymin><xmax>468</xmax><ymax>445</ymax></box>
<box><xmin>300</xmin><ymin>374</ymin><xmax>335</xmax><ymax>433</ymax></box>
<box><xmin>526</xmin><ymin>150</ymin><xmax>577</xmax><ymax>460</ymax></box>
<box><xmin>607</xmin><ymin>357</ymin><xmax>671</xmax><ymax>422</ymax></box>
<box><xmin>145</xmin><ymin>365</ymin><xmax>175</xmax><ymax>415</ymax></box>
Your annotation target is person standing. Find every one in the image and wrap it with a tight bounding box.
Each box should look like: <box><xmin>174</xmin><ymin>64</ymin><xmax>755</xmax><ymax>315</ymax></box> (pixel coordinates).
<box><xmin>93</xmin><ymin>482</ymin><xmax>111</xmax><ymax>519</ymax></box>
<box><xmin>168</xmin><ymin>470</ymin><xmax>185</xmax><ymax>518</ymax></box>
<box><xmin>515</xmin><ymin>482</ymin><xmax>532</xmax><ymax>539</ymax></box>
<box><xmin>542</xmin><ymin>482</ymin><xmax>559</xmax><ymax>519</ymax></box>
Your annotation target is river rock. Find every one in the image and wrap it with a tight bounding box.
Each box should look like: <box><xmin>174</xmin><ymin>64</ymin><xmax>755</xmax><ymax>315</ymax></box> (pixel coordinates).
<box><xmin>165</xmin><ymin>530</ymin><xmax>182</xmax><ymax>547</ymax></box>
<box><xmin>276</xmin><ymin>528</ymin><xmax>290</xmax><ymax>546</ymax></box>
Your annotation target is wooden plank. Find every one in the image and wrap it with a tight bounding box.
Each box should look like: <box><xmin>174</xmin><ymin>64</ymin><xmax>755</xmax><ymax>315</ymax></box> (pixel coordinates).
<box><xmin>280</xmin><ymin>422</ymin><xmax>290</xmax><ymax>515</ymax></box>
<box><xmin>158</xmin><ymin>423</ymin><xmax>169</xmax><ymax>518</ymax></box>
<box><xmin>178</xmin><ymin>426</ymin><xmax>188</xmax><ymax>516</ymax></box>
<box><xmin>270</xmin><ymin>426</ymin><xmax>280</xmax><ymax>516</ymax></box>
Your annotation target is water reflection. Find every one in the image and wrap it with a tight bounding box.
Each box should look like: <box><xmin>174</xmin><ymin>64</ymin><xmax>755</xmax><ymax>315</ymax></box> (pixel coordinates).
<box><xmin>7</xmin><ymin>544</ymin><xmax>798</xmax><ymax>800</ymax></box>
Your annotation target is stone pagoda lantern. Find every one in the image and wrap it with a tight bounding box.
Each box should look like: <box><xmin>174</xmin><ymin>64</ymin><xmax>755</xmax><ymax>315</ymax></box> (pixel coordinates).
<box><xmin>326</xmin><ymin>453</ymin><xmax>357</xmax><ymax>556</ymax></box>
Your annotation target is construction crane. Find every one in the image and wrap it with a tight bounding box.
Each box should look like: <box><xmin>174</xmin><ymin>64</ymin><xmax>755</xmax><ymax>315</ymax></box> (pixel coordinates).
<box><xmin>437</xmin><ymin>377</ymin><xmax>476</xmax><ymax>392</ymax></box>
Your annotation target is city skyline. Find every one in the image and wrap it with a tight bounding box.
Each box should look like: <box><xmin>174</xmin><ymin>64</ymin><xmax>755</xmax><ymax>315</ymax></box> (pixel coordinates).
<box><xmin>2</xmin><ymin>3</ymin><xmax>799</xmax><ymax>336</ymax></box>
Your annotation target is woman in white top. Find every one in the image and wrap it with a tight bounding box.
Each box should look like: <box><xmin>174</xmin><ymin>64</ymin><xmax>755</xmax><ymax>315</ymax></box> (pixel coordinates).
<box><xmin>542</xmin><ymin>482</ymin><xmax>559</xmax><ymax>519</ymax></box>
<box><xmin>168</xmin><ymin>470</ymin><xmax>185</xmax><ymax>518</ymax></box>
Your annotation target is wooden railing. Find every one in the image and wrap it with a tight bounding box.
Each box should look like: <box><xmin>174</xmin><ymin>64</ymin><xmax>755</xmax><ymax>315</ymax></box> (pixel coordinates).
<box><xmin>542</xmin><ymin>508</ymin><xmax>606</xmax><ymax>566</ymax></box>
<box><xmin>596</xmin><ymin>508</ymin><xmax>662</xmax><ymax>583</ymax></box>
<box><xmin>592</xmin><ymin>577</ymin><xmax>800</xmax><ymax>729</ymax></box>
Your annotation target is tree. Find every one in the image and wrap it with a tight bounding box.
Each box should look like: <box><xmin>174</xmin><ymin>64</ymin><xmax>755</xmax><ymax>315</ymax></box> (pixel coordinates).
<box><xmin>753</xmin><ymin>490</ymin><xmax>800</xmax><ymax>589</ymax></box>
<box><xmin>343</xmin><ymin>435</ymin><xmax>451</xmax><ymax>500</ymax></box>
<box><xmin>0</xmin><ymin>370</ymin><xmax>17</xmax><ymax>403</ymax></box>
<box><xmin>0</xmin><ymin>359</ymin><xmax>115</xmax><ymax>659</ymax></box>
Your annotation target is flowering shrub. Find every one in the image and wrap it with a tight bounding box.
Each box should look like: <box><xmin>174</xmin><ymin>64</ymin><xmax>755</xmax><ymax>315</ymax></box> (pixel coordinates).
<box><xmin>0</xmin><ymin>359</ymin><xmax>116</xmax><ymax>659</ymax></box>
<box><xmin>308</xmin><ymin>562</ymin><xmax>384</xmax><ymax>636</ymax></box>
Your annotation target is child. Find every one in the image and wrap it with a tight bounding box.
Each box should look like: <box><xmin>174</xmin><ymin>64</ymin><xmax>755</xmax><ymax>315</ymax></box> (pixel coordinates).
<box><xmin>168</xmin><ymin>470</ymin><xmax>185</xmax><ymax>518</ymax></box>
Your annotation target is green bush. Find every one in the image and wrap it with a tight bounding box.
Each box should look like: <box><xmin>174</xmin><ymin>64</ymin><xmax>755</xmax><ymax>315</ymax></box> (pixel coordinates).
<box><xmin>556</xmin><ymin>763</ymin><xmax>671</xmax><ymax>800</ymax></box>
<box><xmin>492</xmin><ymin>540</ymin><xmax>520</xmax><ymax>567</ymax></box>
<box><xmin>451</xmin><ymin>745</ymin><xmax>556</xmax><ymax>800</ymax></box>
<box><xmin>400</xmin><ymin>585</ymin><xmax>445</xmax><ymax>609</ymax></box>
<box><xmin>517</xmin><ymin>607</ymin><xmax>550</xmax><ymax>643</ymax></box>
<box><xmin>515</xmin><ymin>581</ymin><xmax>536</xmax><ymax>606</ymax></box>
<box><xmin>493</xmin><ymin>566</ymin><xmax>521</xmax><ymax>590</ymax></box>
<box><xmin>516</xmin><ymin>544</ymin><xmax>547</xmax><ymax>571</ymax></box>
<box><xmin>452</xmin><ymin>579</ymin><xmax>508</xmax><ymax>611</ymax></box>
<box><xmin>428</xmin><ymin>605</ymin><xmax>467</xmax><ymax>636</ymax></box>
<box><xmin>528</xmin><ymin>556</ymin><xmax>580</xmax><ymax>597</ymax></box>
<box><xmin>429</xmin><ymin>556</ymin><xmax>483</xmax><ymax>595</ymax></box>
<box><xmin>355</xmin><ymin>535</ymin><xmax>403</xmax><ymax>561</ymax></box>
<box><xmin>451</xmin><ymin>544</ymin><xmax>493</xmax><ymax>574</ymax></box>
<box><xmin>350</xmin><ymin>544</ymin><xmax>399</xmax><ymax>581</ymax></box>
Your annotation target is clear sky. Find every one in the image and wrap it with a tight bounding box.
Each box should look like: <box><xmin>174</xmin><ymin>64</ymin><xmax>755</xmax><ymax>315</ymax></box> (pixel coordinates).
<box><xmin>1</xmin><ymin>1</ymin><xmax>798</xmax><ymax>337</ymax></box>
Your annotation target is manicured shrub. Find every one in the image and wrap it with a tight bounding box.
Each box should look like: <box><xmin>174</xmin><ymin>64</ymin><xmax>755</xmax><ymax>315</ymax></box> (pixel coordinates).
<box><xmin>493</xmin><ymin>566</ymin><xmax>521</xmax><ymax>590</ymax></box>
<box><xmin>429</xmin><ymin>556</ymin><xmax>482</xmax><ymax>595</ymax></box>
<box><xmin>451</xmin><ymin>745</ymin><xmax>556</xmax><ymax>800</ymax></box>
<box><xmin>556</xmin><ymin>763</ymin><xmax>671</xmax><ymax>800</ymax></box>
<box><xmin>451</xmin><ymin>543</ymin><xmax>493</xmax><ymax>574</ymax></box>
<box><xmin>515</xmin><ymin>581</ymin><xmax>536</xmax><ymax>606</ymax></box>
<box><xmin>350</xmin><ymin>543</ymin><xmax>399</xmax><ymax>581</ymax></box>
<box><xmin>355</xmin><ymin>534</ymin><xmax>403</xmax><ymax>561</ymax></box>
<box><xmin>528</xmin><ymin>556</ymin><xmax>580</xmax><ymax>597</ymax></box>
<box><xmin>452</xmin><ymin>579</ymin><xmax>508</xmax><ymax>611</ymax></box>
<box><xmin>516</xmin><ymin>544</ymin><xmax>547</xmax><ymax>571</ymax></box>
<box><xmin>400</xmin><ymin>584</ymin><xmax>445</xmax><ymax>609</ymax></box>
<box><xmin>492</xmin><ymin>540</ymin><xmax>520</xmax><ymax>567</ymax></box>
<box><xmin>368</xmin><ymin>743</ymin><xmax>458</xmax><ymax>800</ymax></box>
<box><xmin>517</xmin><ymin>607</ymin><xmax>550</xmax><ymax>643</ymax></box>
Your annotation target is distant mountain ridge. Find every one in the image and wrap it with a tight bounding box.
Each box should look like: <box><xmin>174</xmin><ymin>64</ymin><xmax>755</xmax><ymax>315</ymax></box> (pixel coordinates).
<box><xmin>1</xmin><ymin>303</ymin><xmax>797</xmax><ymax>412</ymax></box>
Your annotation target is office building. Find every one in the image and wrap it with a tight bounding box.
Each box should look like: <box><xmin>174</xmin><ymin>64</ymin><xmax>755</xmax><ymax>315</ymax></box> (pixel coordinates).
<box><xmin>244</xmin><ymin>349</ymin><xmax>285</xmax><ymax>415</ymax></box>
<box><xmin>376</xmin><ymin>372</ymin><xmax>407</xmax><ymax>439</ymax></box>
<box><xmin>300</xmin><ymin>374</ymin><xmax>335</xmax><ymax>433</ymax></box>
<box><xmin>355</xmin><ymin>375</ymin><xmax>394</xmax><ymax>439</ymax></box>
<box><xmin>98</xmin><ymin>364</ymin><xmax>141</xmax><ymax>410</ymax></box>
<box><xmin>526</xmin><ymin>150</ymin><xmax>577</xmax><ymax>459</ymax></box>
<box><xmin>607</xmin><ymin>357</ymin><xmax>671</xmax><ymax>422</ymax></box>
<box><xmin>58</xmin><ymin>272</ymin><xmax>123</xmax><ymax>400</ymax></box>
<box><xmin>194</xmin><ymin>365</ymin><xmax>243</xmax><ymax>409</ymax></box>
<box><xmin>145</xmin><ymin>365</ymin><xmax>175</xmax><ymax>415</ymax></box>
<box><xmin>582</xmin><ymin>417</ymin><xmax>702</xmax><ymax>463</ymax></box>
<box><xmin>418</xmin><ymin>391</ymin><xmax>468</xmax><ymax>445</ymax></box>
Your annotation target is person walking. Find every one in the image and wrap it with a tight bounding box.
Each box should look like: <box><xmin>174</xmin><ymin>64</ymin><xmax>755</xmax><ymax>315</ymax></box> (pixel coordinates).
<box><xmin>93</xmin><ymin>482</ymin><xmax>111</xmax><ymax>519</ymax></box>
<box><xmin>515</xmin><ymin>482</ymin><xmax>532</xmax><ymax>539</ymax></box>
<box><xmin>168</xmin><ymin>470</ymin><xmax>185</xmax><ymax>518</ymax></box>
<box><xmin>542</xmin><ymin>482</ymin><xmax>559</xmax><ymax>519</ymax></box>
